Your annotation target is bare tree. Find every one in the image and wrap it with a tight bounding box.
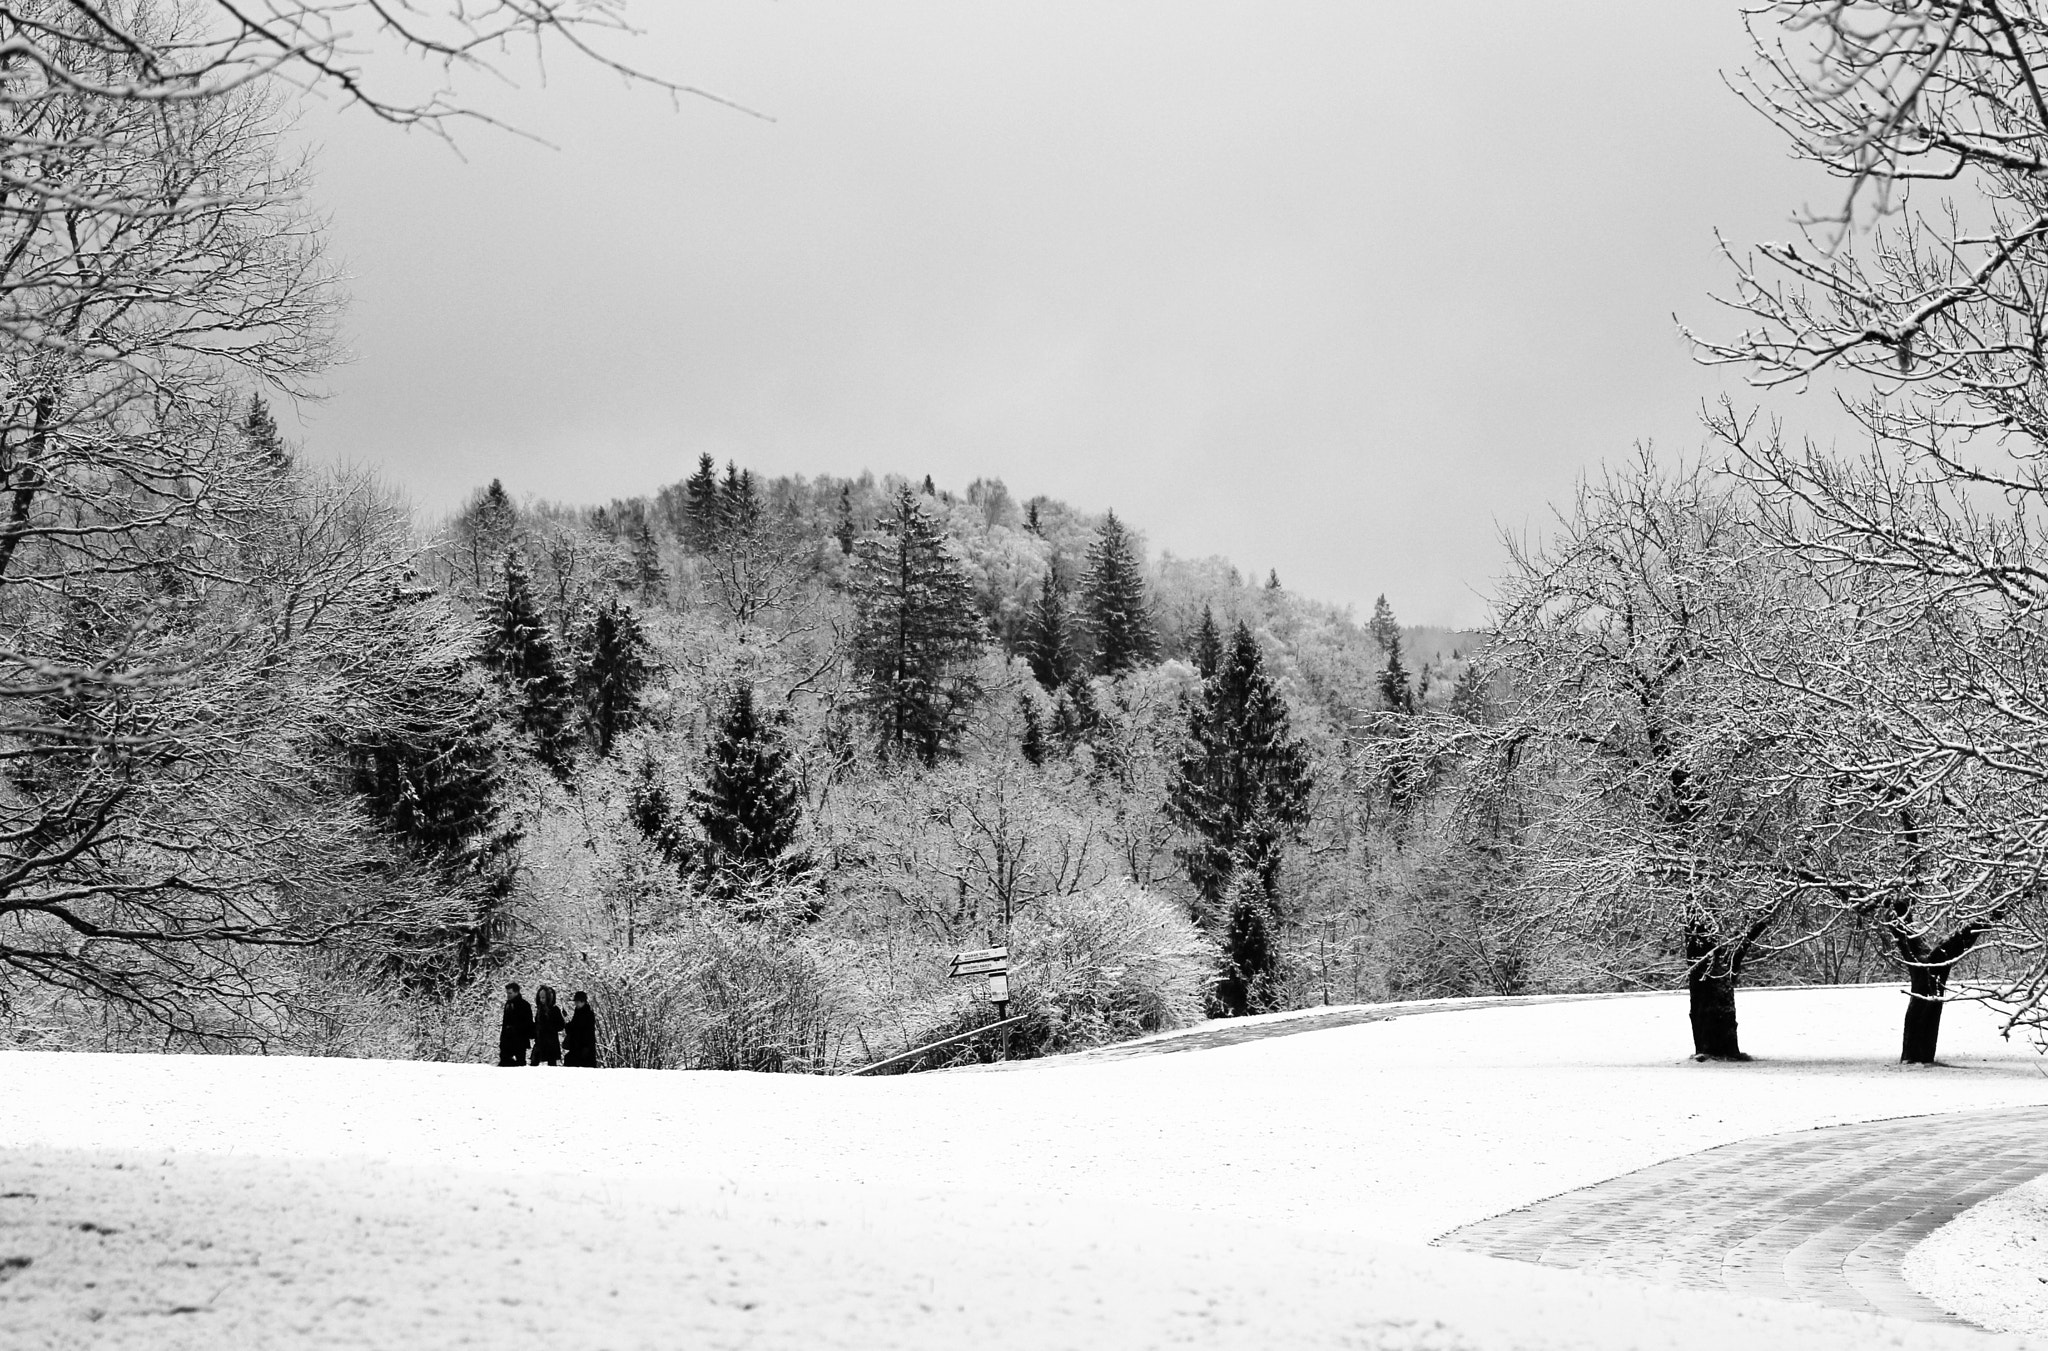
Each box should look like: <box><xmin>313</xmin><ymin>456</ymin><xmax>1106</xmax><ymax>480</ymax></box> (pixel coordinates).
<box><xmin>1697</xmin><ymin>1</ymin><xmax>2048</xmax><ymax>1047</ymax></box>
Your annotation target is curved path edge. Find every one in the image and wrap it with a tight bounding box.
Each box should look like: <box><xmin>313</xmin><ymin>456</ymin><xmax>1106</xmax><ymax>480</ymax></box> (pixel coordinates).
<box><xmin>1434</xmin><ymin>1104</ymin><xmax>2048</xmax><ymax>1326</ymax></box>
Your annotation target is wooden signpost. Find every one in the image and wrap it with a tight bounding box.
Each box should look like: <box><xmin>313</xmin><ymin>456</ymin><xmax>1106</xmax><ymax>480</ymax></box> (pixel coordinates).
<box><xmin>949</xmin><ymin>945</ymin><xmax>1010</xmax><ymax>1019</ymax></box>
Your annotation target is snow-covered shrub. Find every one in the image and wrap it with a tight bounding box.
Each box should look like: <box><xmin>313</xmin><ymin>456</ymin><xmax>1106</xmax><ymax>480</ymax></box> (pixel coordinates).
<box><xmin>580</xmin><ymin>938</ymin><xmax>700</xmax><ymax>1070</ymax></box>
<box><xmin>575</xmin><ymin>915</ymin><xmax>852</xmax><ymax>1072</ymax></box>
<box><xmin>1009</xmin><ymin>880</ymin><xmax>1215</xmax><ymax>1056</ymax></box>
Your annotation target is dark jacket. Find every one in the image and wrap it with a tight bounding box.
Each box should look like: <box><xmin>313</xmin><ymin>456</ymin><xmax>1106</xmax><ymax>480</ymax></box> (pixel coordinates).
<box><xmin>530</xmin><ymin>1002</ymin><xmax>566</xmax><ymax>1065</ymax></box>
<box><xmin>564</xmin><ymin>1004</ymin><xmax>598</xmax><ymax>1068</ymax></box>
<box><xmin>498</xmin><ymin>994</ymin><xmax>534</xmax><ymax>1066</ymax></box>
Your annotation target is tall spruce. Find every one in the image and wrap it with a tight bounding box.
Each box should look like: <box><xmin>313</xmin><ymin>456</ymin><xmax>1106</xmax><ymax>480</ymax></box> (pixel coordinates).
<box><xmin>1168</xmin><ymin>623</ymin><xmax>1313</xmax><ymax>1015</ymax></box>
<box><xmin>1023</xmin><ymin>568</ymin><xmax>1080</xmax><ymax>690</ymax></box>
<box><xmin>690</xmin><ymin>685</ymin><xmax>814</xmax><ymax>911</ymax></box>
<box><xmin>719</xmin><ymin>461</ymin><xmax>760</xmax><ymax>536</ymax></box>
<box><xmin>847</xmin><ymin>485</ymin><xmax>987</xmax><ymax>765</ymax></box>
<box><xmin>835</xmin><ymin>484</ymin><xmax>856</xmax><ymax>555</ymax></box>
<box><xmin>1082</xmin><ymin>509</ymin><xmax>1158</xmax><ymax>676</ymax></box>
<box><xmin>572</xmin><ymin>596</ymin><xmax>653</xmax><ymax>757</ymax></box>
<box><xmin>683</xmin><ymin>453</ymin><xmax>719</xmax><ymax>550</ymax></box>
<box><xmin>454</xmin><ymin>478</ymin><xmax>518</xmax><ymax>589</ymax></box>
<box><xmin>242</xmin><ymin>394</ymin><xmax>287</xmax><ymax>468</ymax></box>
<box><xmin>480</xmin><ymin>548</ymin><xmax>576</xmax><ymax>769</ymax></box>
<box><xmin>1167</xmin><ymin>620</ymin><xmax>1313</xmax><ymax>926</ymax></box>
<box><xmin>1191</xmin><ymin>605</ymin><xmax>1223</xmax><ymax>678</ymax></box>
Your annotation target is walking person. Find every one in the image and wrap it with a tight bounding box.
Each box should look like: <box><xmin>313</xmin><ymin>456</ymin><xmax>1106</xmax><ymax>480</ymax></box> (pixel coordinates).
<box><xmin>498</xmin><ymin>982</ymin><xmax>534</xmax><ymax>1067</ymax></box>
<box><xmin>564</xmin><ymin>990</ymin><xmax>599</xmax><ymax>1068</ymax></box>
<box><xmin>529</xmin><ymin>985</ymin><xmax>566</xmax><ymax>1067</ymax></box>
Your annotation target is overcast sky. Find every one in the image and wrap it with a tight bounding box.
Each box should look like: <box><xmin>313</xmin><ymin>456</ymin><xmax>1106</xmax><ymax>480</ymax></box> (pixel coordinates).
<box><xmin>295</xmin><ymin>2</ymin><xmax>1844</xmax><ymax>627</ymax></box>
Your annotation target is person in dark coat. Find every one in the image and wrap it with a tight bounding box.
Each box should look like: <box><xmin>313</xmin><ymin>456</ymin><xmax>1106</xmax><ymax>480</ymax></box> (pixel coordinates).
<box><xmin>498</xmin><ymin>982</ymin><xmax>533</xmax><ymax>1067</ymax></box>
<box><xmin>563</xmin><ymin>990</ymin><xmax>599</xmax><ymax>1068</ymax></box>
<box><xmin>529</xmin><ymin>984</ymin><xmax>566</xmax><ymax>1066</ymax></box>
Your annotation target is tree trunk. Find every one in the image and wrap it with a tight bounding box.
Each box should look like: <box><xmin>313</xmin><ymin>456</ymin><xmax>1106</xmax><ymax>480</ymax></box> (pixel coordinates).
<box><xmin>1687</xmin><ymin>968</ymin><xmax>1745</xmax><ymax>1060</ymax></box>
<box><xmin>1901</xmin><ymin>965</ymin><xmax>1947</xmax><ymax>1065</ymax></box>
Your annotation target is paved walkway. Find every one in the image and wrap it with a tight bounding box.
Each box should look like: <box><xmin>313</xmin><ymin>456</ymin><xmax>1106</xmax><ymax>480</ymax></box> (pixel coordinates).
<box><xmin>1436</xmin><ymin>1105</ymin><xmax>2048</xmax><ymax>1325</ymax></box>
<box><xmin>1036</xmin><ymin>991</ymin><xmax>1672</xmax><ymax>1066</ymax></box>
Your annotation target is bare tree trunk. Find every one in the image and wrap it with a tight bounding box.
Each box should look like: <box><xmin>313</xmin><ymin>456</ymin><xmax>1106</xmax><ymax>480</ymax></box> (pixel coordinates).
<box><xmin>1687</xmin><ymin>968</ymin><xmax>1745</xmax><ymax>1059</ymax></box>
<box><xmin>1901</xmin><ymin>965</ymin><xmax>1947</xmax><ymax>1065</ymax></box>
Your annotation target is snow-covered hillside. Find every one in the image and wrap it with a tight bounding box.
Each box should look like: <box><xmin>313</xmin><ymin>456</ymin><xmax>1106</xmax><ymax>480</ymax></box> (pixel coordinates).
<box><xmin>3</xmin><ymin>986</ymin><xmax>2044</xmax><ymax>1350</ymax></box>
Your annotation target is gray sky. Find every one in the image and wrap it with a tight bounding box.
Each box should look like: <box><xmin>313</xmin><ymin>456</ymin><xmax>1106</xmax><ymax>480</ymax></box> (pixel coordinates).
<box><xmin>297</xmin><ymin>2</ymin><xmax>1842</xmax><ymax>627</ymax></box>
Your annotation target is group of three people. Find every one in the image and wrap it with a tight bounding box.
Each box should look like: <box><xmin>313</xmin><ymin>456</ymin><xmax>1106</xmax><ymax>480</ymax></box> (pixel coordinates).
<box><xmin>499</xmin><ymin>982</ymin><xmax>599</xmax><ymax>1067</ymax></box>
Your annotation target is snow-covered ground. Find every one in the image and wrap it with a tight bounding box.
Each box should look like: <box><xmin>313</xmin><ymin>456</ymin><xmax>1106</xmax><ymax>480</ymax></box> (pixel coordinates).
<box><xmin>3</xmin><ymin>985</ymin><xmax>2045</xmax><ymax>1350</ymax></box>
<box><xmin>1909</xmin><ymin>1171</ymin><xmax>2048</xmax><ymax>1335</ymax></box>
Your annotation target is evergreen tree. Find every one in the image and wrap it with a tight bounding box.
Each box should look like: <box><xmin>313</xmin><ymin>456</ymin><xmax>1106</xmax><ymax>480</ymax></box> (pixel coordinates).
<box><xmin>720</xmin><ymin>461</ymin><xmax>760</xmax><ymax>535</ymax></box>
<box><xmin>572</xmin><ymin>596</ymin><xmax>653</xmax><ymax>757</ymax></box>
<box><xmin>835</xmin><ymin>484</ymin><xmax>856</xmax><ymax>555</ymax></box>
<box><xmin>1050</xmin><ymin>676</ymin><xmax>1101</xmax><ymax>755</ymax></box>
<box><xmin>690</xmin><ymin>684</ymin><xmax>814</xmax><ymax>912</ymax></box>
<box><xmin>628</xmin><ymin>752</ymin><xmax>694</xmax><ymax>874</ymax></box>
<box><xmin>1369</xmin><ymin>594</ymin><xmax>1401</xmax><ymax>652</ymax></box>
<box><xmin>242</xmin><ymin>394</ymin><xmax>287</xmax><ymax>468</ymax></box>
<box><xmin>480</xmin><ymin>548</ymin><xmax>576</xmax><ymax>769</ymax></box>
<box><xmin>1018</xmin><ymin>692</ymin><xmax>1048</xmax><ymax>767</ymax></box>
<box><xmin>1379</xmin><ymin>632</ymin><xmax>1415</xmax><ymax>713</ymax></box>
<box><xmin>920</xmin><ymin>474</ymin><xmax>935</xmax><ymax>496</ymax></box>
<box><xmin>1191</xmin><ymin>605</ymin><xmax>1223</xmax><ymax>679</ymax></box>
<box><xmin>1213</xmin><ymin>852</ymin><xmax>1282</xmax><ymax>1017</ymax></box>
<box><xmin>1022</xmin><ymin>568</ymin><xmax>1080</xmax><ymax>690</ymax></box>
<box><xmin>628</xmin><ymin>516</ymin><xmax>665</xmax><ymax>603</ymax></box>
<box><xmin>350</xmin><ymin>667</ymin><xmax>519</xmax><ymax>988</ymax></box>
<box><xmin>454</xmin><ymin>479</ymin><xmax>518</xmax><ymax>589</ymax></box>
<box><xmin>1167</xmin><ymin>622</ymin><xmax>1313</xmax><ymax>935</ymax></box>
<box><xmin>1265</xmin><ymin>569</ymin><xmax>1281</xmax><ymax>591</ymax></box>
<box><xmin>1025</xmin><ymin>500</ymin><xmax>1042</xmax><ymax>534</ymax></box>
<box><xmin>847</xmin><ymin>486</ymin><xmax>987</xmax><ymax>765</ymax></box>
<box><xmin>1081</xmin><ymin>509</ymin><xmax>1158</xmax><ymax>676</ymax></box>
<box><xmin>683</xmin><ymin>453</ymin><xmax>719</xmax><ymax>550</ymax></box>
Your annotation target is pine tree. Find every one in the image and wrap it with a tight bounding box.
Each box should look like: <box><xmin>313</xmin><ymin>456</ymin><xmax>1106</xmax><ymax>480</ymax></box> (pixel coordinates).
<box><xmin>1379</xmin><ymin>632</ymin><xmax>1415</xmax><ymax>713</ymax></box>
<box><xmin>690</xmin><ymin>684</ymin><xmax>814</xmax><ymax>911</ymax></box>
<box><xmin>628</xmin><ymin>516</ymin><xmax>665</xmax><ymax>603</ymax></box>
<box><xmin>683</xmin><ymin>453</ymin><xmax>719</xmax><ymax>550</ymax></box>
<box><xmin>1081</xmin><ymin>509</ymin><xmax>1158</xmax><ymax>676</ymax></box>
<box><xmin>572</xmin><ymin>596</ymin><xmax>653</xmax><ymax>757</ymax></box>
<box><xmin>480</xmin><ymin>548</ymin><xmax>576</xmax><ymax>768</ymax></box>
<box><xmin>455</xmin><ymin>479</ymin><xmax>518</xmax><ymax>589</ymax></box>
<box><xmin>835</xmin><ymin>484</ymin><xmax>856</xmax><ymax>555</ymax></box>
<box><xmin>1022</xmin><ymin>568</ymin><xmax>1080</xmax><ymax>690</ymax></box>
<box><xmin>1370</xmin><ymin>594</ymin><xmax>1414</xmax><ymax>713</ymax></box>
<box><xmin>720</xmin><ymin>461</ymin><xmax>760</xmax><ymax>536</ymax></box>
<box><xmin>1191</xmin><ymin>605</ymin><xmax>1223</xmax><ymax>679</ymax></box>
<box><xmin>847</xmin><ymin>486</ymin><xmax>987</xmax><ymax>765</ymax></box>
<box><xmin>1368</xmin><ymin>594</ymin><xmax>1400</xmax><ymax>652</ymax></box>
<box><xmin>1265</xmin><ymin>569</ymin><xmax>1281</xmax><ymax>591</ymax></box>
<box><xmin>1018</xmin><ymin>692</ymin><xmax>1048</xmax><ymax>767</ymax></box>
<box><xmin>628</xmin><ymin>752</ymin><xmax>694</xmax><ymax>873</ymax></box>
<box><xmin>242</xmin><ymin>394</ymin><xmax>287</xmax><ymax>468</ymax></box>
<box><xmin>350</xmin><ymin>666</ymin><xmax>519</xmax><ymax>987</ymax></box>
<box><xmin>1213</xmin><ymin>854</ymin><xmax>1282</xmax><ymax>1017</ymax></box>
<box><xmin>1167</xmin><ymin>622</ymin><xmax>1314</xmax><ymax>934</ymax></box>
<box><xmin>921</xmin><ymin>474</ymin><xmax>936</xmax><ymax>496</ymax></box>
<box><xmin>1025</xmin><ymin>500</ymin><xmax>1042</xmax><ymax>534</ymax></box>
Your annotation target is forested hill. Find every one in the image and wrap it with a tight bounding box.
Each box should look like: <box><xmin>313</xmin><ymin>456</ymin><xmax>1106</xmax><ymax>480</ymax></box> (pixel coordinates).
<box><xmin>446</xmin><ymin>458</ymin><xmax>1483</xmax><ymax>717</ymax></box>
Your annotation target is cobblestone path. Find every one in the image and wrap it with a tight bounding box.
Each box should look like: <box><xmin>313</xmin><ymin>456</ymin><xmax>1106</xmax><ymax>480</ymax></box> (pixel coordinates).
<box><xmin>1436</xmin><ymin>1105</ymin><xmax>2048</xmax><ymax>1324</ymax></box>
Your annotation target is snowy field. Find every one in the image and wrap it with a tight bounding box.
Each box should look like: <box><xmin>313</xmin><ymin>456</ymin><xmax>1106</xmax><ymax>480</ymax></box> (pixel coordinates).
<box><xmin>4</xmin><ymin>986</ymin><xmax>2046</xmax><ymax>1350</ymax></box>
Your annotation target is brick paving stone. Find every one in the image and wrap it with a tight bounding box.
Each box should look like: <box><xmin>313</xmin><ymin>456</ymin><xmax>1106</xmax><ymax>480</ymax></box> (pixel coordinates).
<box><xmin>1436</xmin><ymin>1105</ymin><xmax>2048</xmax><ymax>1327</ymax></box>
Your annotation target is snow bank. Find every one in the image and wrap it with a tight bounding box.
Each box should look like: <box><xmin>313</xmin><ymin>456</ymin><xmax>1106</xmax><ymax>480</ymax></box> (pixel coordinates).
<box><xmin>2</xmin><ymin>986</ymin><xmax>2042</xmax><ymax>1350</ymax></box>
<box><xmin>1907</xmin><ymin>1172</ymin><xmax>2048</xmax><ymax>1334</ymax></box>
